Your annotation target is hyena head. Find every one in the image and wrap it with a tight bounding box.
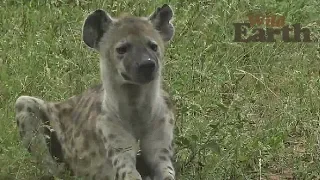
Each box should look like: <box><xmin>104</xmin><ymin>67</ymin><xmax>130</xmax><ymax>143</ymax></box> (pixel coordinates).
<box><xmin>82</xmin><ymin>4</ymin><xmax>174</xmax><ymax>85</ymax></box>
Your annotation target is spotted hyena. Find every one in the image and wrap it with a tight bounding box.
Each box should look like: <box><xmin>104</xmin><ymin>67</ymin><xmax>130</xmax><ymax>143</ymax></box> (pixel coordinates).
<box><xmin>14</xmin><ymin>4</ymin><xmax>176</xmax><ymax>180</ymax></box>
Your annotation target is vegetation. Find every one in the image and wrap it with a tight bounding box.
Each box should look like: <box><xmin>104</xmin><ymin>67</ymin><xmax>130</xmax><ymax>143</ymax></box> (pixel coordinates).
<box><xmin>0</xmin><ymin>0</ymin><xmax>319</xmax><ymax>179</ymax></box>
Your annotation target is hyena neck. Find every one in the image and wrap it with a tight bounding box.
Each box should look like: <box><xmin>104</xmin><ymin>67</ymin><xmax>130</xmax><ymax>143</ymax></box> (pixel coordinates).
<box><xmin>101</xmin><ymin>66</ymin><xmax>162</xmax><ymax>115</ymax></box>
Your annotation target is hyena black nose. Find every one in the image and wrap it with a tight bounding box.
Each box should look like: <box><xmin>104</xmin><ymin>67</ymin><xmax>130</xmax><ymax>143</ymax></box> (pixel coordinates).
<box><xmin>138</xmin><ymin>60</ymin><xmax>156</xmax><ymax>76</ymax></box>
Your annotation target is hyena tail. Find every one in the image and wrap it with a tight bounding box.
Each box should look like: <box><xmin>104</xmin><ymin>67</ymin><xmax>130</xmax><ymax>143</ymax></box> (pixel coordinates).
<box><xmin>14</xmin><ymin>95</ymin><xmax>65</xmax><ymax>176</ymax></box>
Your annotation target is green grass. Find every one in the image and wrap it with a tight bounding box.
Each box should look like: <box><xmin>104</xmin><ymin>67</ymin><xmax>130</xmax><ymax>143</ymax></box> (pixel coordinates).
<box><xmin>1</xmin><ymin>0</ymin><xmax>320</xmax><ymax>179</ymax></box>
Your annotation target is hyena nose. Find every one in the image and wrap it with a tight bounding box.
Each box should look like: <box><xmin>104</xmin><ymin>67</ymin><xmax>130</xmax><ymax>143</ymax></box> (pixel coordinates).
<box><xmin>138</xmin><ymin>60</ymin><xmax>156</xmax><ymax>76</ymax></box>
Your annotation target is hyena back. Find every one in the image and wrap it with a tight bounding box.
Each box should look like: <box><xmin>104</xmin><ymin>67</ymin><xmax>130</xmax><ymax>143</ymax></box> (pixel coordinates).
<box><xmin>15</xmin><ymin>4</ymin><xmax>176</xmax><ymax>180</ymax></box>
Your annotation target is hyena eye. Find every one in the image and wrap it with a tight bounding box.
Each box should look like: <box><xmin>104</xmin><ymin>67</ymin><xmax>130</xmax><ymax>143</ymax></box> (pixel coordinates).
<box><xmin>116</xmin><ymin>44</ymin><xmax>129</xmax><ymax>54</ymax></box>
<box><xmin>149</xmin><ymin>41</ymin><xmax>158</xmax><ymax>52</ymax></box>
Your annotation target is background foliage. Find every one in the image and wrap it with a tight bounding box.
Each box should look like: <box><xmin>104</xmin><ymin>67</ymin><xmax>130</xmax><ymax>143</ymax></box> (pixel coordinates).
<box><xmin>0</xmin><ymin>0</ymin><xmax>319</xmax><ymax>179</ymax></box>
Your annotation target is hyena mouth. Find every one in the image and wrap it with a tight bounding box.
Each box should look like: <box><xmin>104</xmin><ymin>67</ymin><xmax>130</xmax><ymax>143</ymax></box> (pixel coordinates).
<box><xmin>121</xmin><ymin>73</ymin><xmax>131</xmax><ymax>81</ymax></box>
<box><xmin>137</xmin><ymin>73</ymin><xmax>156</xmax><ymax>84</ymax></box>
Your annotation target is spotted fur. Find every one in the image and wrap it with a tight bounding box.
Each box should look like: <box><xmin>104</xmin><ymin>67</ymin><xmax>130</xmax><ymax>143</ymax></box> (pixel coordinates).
<box><xmin>15</xmin><ymin>4</ymin><xmax>176</xmax><ymax>180</ymax></box>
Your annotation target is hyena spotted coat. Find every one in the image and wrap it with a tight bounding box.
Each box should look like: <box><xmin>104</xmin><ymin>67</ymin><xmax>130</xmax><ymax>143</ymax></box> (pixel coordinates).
<box><xmin>15</xmin><ymin>4</ymin><xmax>176</xmax><ymax>180</ymax></box>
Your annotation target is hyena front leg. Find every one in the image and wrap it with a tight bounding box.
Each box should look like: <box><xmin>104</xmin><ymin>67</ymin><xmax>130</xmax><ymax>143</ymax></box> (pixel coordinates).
<box><xmin>15</xmin><ymin>96</ymin><xmax>65</xmax><ymax>176</ymax></box>
<box><xmin>141</xmin><ymin>114</ymin><xmax>175</xmax><ymax>180</ymax></box>
<box><xmin>97</xmin><ymin>118</ymin><xmax>142</xmax><ymax>180</ymax></box>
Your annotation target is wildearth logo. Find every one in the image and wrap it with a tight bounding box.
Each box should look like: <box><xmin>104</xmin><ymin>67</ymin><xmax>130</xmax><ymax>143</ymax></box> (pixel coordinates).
<box><xmin>233</xmin><ymin>15</ymin><xmax>316</xmax><ymax>42</ymax></box>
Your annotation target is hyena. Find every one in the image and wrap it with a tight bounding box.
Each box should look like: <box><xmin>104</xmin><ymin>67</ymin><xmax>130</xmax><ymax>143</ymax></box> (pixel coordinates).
<box><xmin>14</xmin><ymin>4</ymin><xmax>176</xmax><ymax>180</ymax></box>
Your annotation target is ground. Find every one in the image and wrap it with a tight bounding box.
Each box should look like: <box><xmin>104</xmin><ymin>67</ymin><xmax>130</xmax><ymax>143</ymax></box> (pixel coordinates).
<box><xmin>0</xmin><ymin>0</ymin><xmax>320</xmax><ymax>179</ymax></box>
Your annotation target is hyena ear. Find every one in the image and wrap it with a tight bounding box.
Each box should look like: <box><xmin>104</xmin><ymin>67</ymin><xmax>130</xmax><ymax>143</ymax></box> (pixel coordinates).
<box><xmin>82</xmin><ymin>9</ymin><xmax>114</xmax><ymax>49</ymax></box>
<box><xmin>149</xmin><ymin>4</ymin><xmax>175</xmax><ymax>42</ymax></box>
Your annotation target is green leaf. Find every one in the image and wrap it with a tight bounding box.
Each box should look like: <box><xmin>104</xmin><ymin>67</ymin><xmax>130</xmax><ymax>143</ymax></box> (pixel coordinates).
<box><xmin>205</xmin><ymin>140</ymin><xmax>221</xmax><ymax>154</ymax></box>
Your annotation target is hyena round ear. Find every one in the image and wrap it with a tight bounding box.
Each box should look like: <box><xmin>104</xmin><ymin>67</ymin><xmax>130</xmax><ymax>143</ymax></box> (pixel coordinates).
<box><xmin>149</xmin><ymin>4</ymin><xmax>175</xmax><ymax>42</ymax></box>
<box><xmin>82</xmin><ymin>9</ymin><xmax>114</xmax><ymax>49</ymax></box>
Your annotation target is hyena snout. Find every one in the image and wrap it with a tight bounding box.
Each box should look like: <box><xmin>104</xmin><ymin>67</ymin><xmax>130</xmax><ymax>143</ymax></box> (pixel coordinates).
<box><xmin>138</xmin><ymin>59</ymin><xmax>156</xmax><ymax>78</ymax></box>
<box><xmin>135</xmin><ymin>58</ymin><xmax>158</xmax><ymax>84</ymax></box>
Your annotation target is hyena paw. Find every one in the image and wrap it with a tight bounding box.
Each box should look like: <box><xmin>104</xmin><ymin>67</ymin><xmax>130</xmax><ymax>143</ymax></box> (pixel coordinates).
<box><xmin>142</xmin><ymin>177</ymin><xmax>152</xmax><ymax>180</ymax></box>
<box><xmin>162</xmin><ymin>173</ymin><xmax>175</xmax><ymax>180</ymax></box>
<box><xmin>154</xmin><ymin>170</ymin><xmax>175</xmax><ymax>180</ymax></box>
<box><xmin>126</xmin><ymin>169</ymin><xmax>142</xmax><ymax>180</ymax></box>
<box><xmin>154</xmin><ymin>176</ymin><xmax>174</xmax><ymax>180</ymax></box>
<box><xmin>164</xmin><ymin>176</ymin><xmax>175</xmax><ymax>180</ymax></box>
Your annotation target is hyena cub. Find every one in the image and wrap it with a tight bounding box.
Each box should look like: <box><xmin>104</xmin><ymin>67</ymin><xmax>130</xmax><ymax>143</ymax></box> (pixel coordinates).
<box><xmin>15</xmin><ymin>4</ymin><xmax>176</xmax><ymax>180</ymax></box>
